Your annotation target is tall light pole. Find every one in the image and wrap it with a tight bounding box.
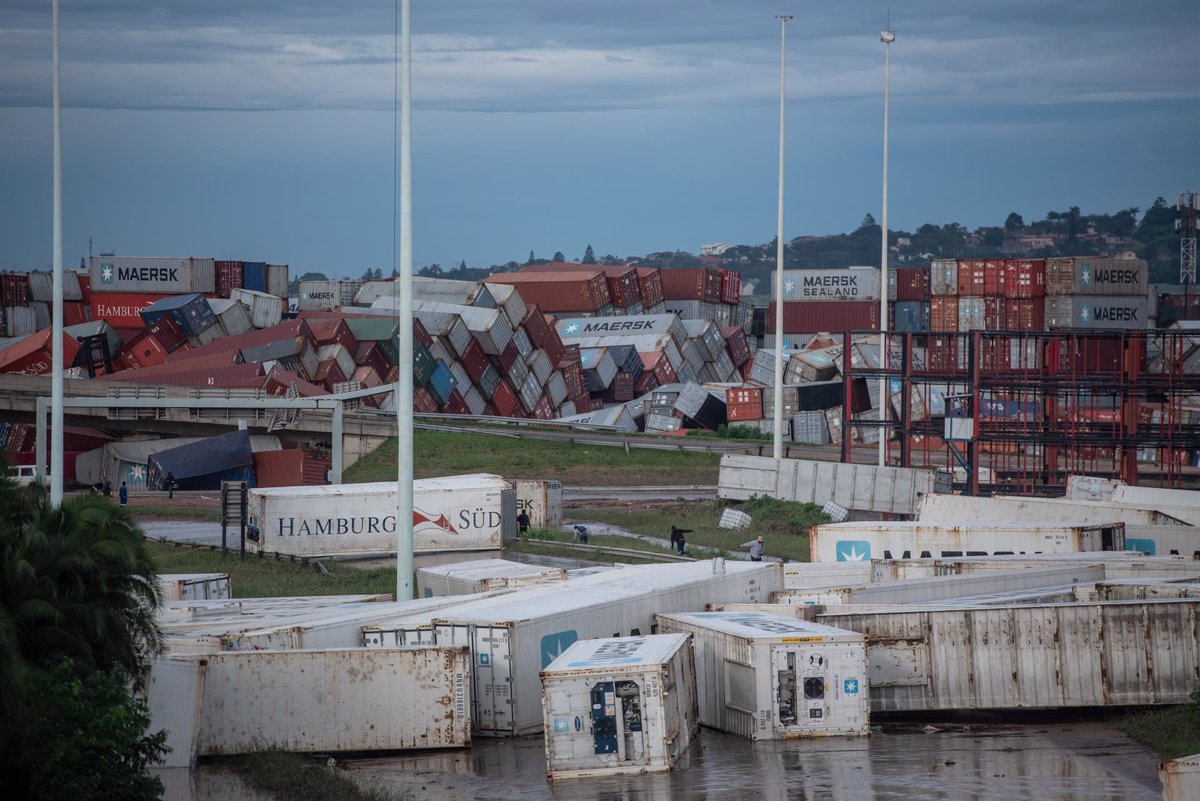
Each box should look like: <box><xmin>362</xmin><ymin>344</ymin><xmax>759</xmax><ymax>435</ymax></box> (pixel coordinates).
<box><xmin>50</xmin><ymin>0</ymin><xmax>64</xmax><ymax>504</ymax></box>
<box><xmin>773</xmin><ymin>14</ymin><xmax>792</xmax><ymax>463</ymax></box>
<box><xmin>396</xmin><ymin>0</ymin><xmax>414</xmax><ymax>600</ymax></box>
<box><xmin>877</xmin><ymin>22</ymin><xmax>894</xmax><ymax>468</ymax></box>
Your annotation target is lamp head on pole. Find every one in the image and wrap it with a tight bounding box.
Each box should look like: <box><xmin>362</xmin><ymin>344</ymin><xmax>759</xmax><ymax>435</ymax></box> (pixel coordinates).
<box><xmin>880</xmin><ymin>28</ymin><xmax>895</xmax><ymax>44</ymax></box>
<box><xmin>776</xmin><ymin>15</ymin><xmax>793</xmax><ymax>23</ymax></box>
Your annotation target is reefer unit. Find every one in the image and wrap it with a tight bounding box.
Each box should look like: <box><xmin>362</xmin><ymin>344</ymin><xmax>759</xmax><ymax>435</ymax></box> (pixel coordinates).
<box><xmin>809</xmin><ymin>521</ymin><xmax>1125</xmax><ymax>562</ymax></box>
<box><xmin>655</xmin><ymin>611</ymin><xmax>869</xmax><ymax>739</ymax></box>
<box><xmin>189</xmin><ymin>647</ymin><xmax>472</xmax><ymax>755</ymax></box>
<box><xmin>430</xmin><ymin>560</ymin><xmax>781</xmax><ymax>736</ymax></box>
<box><xmin>540</xmin><ymin>634</ymin><xmax>698</xmax><ymax>779</ymax></box>
<box><xmin>246</xmin><ymin>474</ymin><xmax>516</xmax><ymax>558</ymax></box>
<box><xmin>158</xmin><ymin>573</ymin><xmax>232</xmax><ymax>602</ymax></box>
<box><xmin>418</xmin><ymin>558</ymin><xmax>567</xmax><ymax>597</ymax></box>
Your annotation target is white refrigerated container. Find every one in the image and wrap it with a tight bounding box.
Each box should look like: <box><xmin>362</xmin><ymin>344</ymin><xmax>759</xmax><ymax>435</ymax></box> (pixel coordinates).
<box><xmin>418</xmin><ymin>558</ymin><xmax>567</xmax><ymax>597</ymax></box>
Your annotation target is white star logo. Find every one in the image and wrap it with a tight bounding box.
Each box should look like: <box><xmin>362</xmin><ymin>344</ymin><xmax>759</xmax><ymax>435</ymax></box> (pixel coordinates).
<box><xmin>844</xmin><ymin>679</ymin><xmax>859</xmax><ymax>693</ymax></box>
<box><xmin>1080</xmin><ymin>304</ymin><xmax>1090</xmax><ymax>323</ymax></box>
<box><xmin>784</xmin><ymin>280</ymin><xmax>796</xmax><ymax>296</ymax></box>
<box><xmin>839</xmin><ymin>545</ymin><xmax>868</xmax><ymax>561</ymax></box>
<box><xmin>564</xmin><ymin>323</ymin><xmax>579</xmax><ymax>334</ymax></box>
<box><xmin>129</xmin><ymin>465</ymin><xmax>145</xmax><ymax>480</ymax></box>
<box><xmin>100</xmin><ymin>264</ymin><xmax>114</xmax><ymax>283</ymax></box>
<box><xmin>1081</xmin><ymin>265</ymin><xmax>1091</xmax><ymax>286</ymax></box>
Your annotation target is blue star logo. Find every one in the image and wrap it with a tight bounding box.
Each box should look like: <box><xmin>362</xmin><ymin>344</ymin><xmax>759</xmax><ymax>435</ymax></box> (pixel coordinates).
<box><xmin>836</xmin><ymin>541</ymin><xmax>871</xmax><ymax>561</ymax></box>
<box><xmin>100</xmin><ymin>263</ymin><xmax>115</xmax><ymax>283</ymax></box>
<box><xmin>844</xmin><ymin>679</ymin><xmax>859</xmax><ymax>694</ymax></box>
<box><xmin>541</xmin><ymin>630</ymin><xmax>577</xmax><ymax>668</ymax></box>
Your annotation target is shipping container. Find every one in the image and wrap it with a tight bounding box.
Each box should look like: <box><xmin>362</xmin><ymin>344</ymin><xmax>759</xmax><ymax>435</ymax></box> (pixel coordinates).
<box><xmin>418</xmin><ymin>559</ymin><xmax>567</xmax><ymax>597</ymax></box>
<box><xmin>89</xmin><ymin>256</ymin><xmax>215</xmax><ymax>294</ymax></box>
<box><xmin>1001</xmin><ymin>259</ymin><xmax>1046</xmax><ymax>298</ymax></box>
<box><xmin>818</xmin><ymin>598</ymin><xmax>1200</xmax><ymax>712</ymax></box>
<box><xmin>1046</xmin><ymin>257</ymin><xmax>1149</xmax><ymax>296</ymax></box>
<box><xmin>929</xmin><ymin>259</ymin><xmax>958</xmax><ymax>297</ymax></box>
<box><xmin>917</xmin><ymin>493</ymin><xmax>1191</xmax><ymax>528</ymax></box>
<box><xmin>184</xmin><ymin>647</ymin><xmax>472</xmax><ymax>755</ymax></box>
<box><xmin>230</xmin><ymin>288</ymin><xmax>285</xmax><ymax>328</ymax></box>
<box><xmin>297</xmin><ymin>280</ymin><xmax>342</xmax><ymax>311</ymax></box>
<box><xmin>429</xmin><ymin>560</ymin><xmax>781</xmax><ymax>736</ymax></box>
<box><xmin>541</xmin><ymin>633</ymin><xmax>698</xmax><ymax>779</ymax></box>
<box><xmin>483</xmin><ymin>272</ymin><xmax>610</xmax><ymax>313</ymax></box>
<box><xmin>635</xmin><ymin>268</ymin><xmax>665</xmax><ymax>307</ymax></box>
<box><xmin>767</xmin><ymin>301</ymin><xmax>880</xmax><ymax>334</ymax></box>
<box><xmin>412</xmin><ymin>299</ymin><xmax>512</xmax><ymax>355</ymax></box>
<box><xmin>157</xmin><ymin>573</ymin><xmax>232</xmax><ymax>602</ymax></box>
<box><xmin>1044</xmin><ymin>295</ymin><xmax>1149</xmax><ymax>330</ymax></box>
<box><xmin>0</xmin><ymin>328</ymin><xmax>80</xmax><ymax>376</ymax></box>
<box><xmin>893</xmin><ymin>267</ymin><xmax>931</xmax><ymax>302</ymax></box>
<box><xmin>1159</xmin><ymin>753</ymin><xmax>1200</xmax><ymax>801</ymax></box>
<box><xmin>253</xmin><ymin>448</ymin><xmax>330</xmax><ymax>488</ymax></box>
<box><xmin>215</xmin><ymin>260</ymin><xmax>243</xmax><ymax>297</ymax></box>
<box><xmin>147</xmin><ymin>430</ymin><xmax>255</xmax><ymax>491</ymax></box>
<box><xmin>89</xmin><ymin>291</ymin><xmax>169</xmax><ymax>327</ymax></box>
<box><xmin>780</xmin><ymin>267</ymin><xmax>880</xmax><ymax>301</ymax></box>
<box><xmin>555</xmin><ymin>313</ymin><xmax>685</xmax><ymax>346</ymax></box>
<box><xmin>656</xmin><ymin>611</ymin><xmax>869</xmax><ymax>739</ymax></box>
<box><xmin>139</xmin><ymin>293</ymin><xmax>216</xmax><ymax>337</ymax></box>
<box><xmin>246</xmin><ymin>474</ymin><xmax>516</xmax><ymax>558</ymax></box>
<box><xmin>264</xmin><ymin>264</ymin><xmax>289</xmax><ymax>298</ymax></box>
<box><xmin>208</xmin><ymin>298</ymin><xmax>253</xmax><ymax>337</ymax></box>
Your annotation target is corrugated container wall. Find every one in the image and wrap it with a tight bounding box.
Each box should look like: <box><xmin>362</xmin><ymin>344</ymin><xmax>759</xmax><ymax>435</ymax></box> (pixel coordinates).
<box><xmin>1046</xmin><ymin>258</ymin><xmax>1149</xmax><ymax>296</ymax></box>
<box><xmin>89</xmin><ymin>256</ymin><xmax>215</xmax><ymax>294</ymax></box>
<box><xmin>780</xmin><ymin>268</ymin><xmax>880</xmax><ymax>301</ymax></box>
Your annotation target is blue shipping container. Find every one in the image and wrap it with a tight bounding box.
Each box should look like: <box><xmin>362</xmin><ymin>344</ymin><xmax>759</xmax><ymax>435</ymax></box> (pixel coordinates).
<box><xmin>139</xmin><ymin>293</ymin><xmax>217</xmax><ymax>337</ymax></box>
<box><xmin>893</xmin><ymin>301</ymin><xmax>930</xmax><ymax>333</ymax></box>
<box><xmin>146</xmin><ymin>429</ymin><xmax>255</xmax><ymax>491</ymax></box>
<box><xmin>243</xmin><ymin>262</ymin><xmax>267</xmax><ymax>293</ymax></box>
<box><xmin>428</xmin><ymin>362</ymin><xmax>456</xmax><ymax>406</ymax></box>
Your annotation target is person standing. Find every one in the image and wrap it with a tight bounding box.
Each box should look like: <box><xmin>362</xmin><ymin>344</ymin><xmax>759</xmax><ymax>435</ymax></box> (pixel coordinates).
<box><xmin>747</xmin><ymin>536</ymin><xmax>764</xmax><ymax>562</ymax></box>
<box><xmin>102</xmin><ymin>481</ymin><xmax>111</xmax><ymax>497</ymax></box>
<box><xmin>516</xmin><ymin>509</ymin><xmax>530</xmax><ymax>534</ymax></box>
<box><xmin>118</xmin><ymin>481</ymin><xmax>128</xmax><ymax>506</ymax></box>
<box><xmin>166</xmin><ymin>472</ymin><xmax>176</xmax><ymax>500</ymax></box>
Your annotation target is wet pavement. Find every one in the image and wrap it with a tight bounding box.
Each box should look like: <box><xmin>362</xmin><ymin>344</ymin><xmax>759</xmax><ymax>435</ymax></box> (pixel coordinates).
<box><xmin>338</xmin><ymin>723</ymin><xmax>1161</xmax><ymax>801</ymax></box>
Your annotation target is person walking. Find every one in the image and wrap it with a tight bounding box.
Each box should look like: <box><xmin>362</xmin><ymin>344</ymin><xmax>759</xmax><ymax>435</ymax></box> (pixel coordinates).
<box><xmin>516</xmin><ymin>509</ymin><xmax>530</xmax><ymax>534</ymax></box>
<box><xmin>747</xmin><ymin>535</ymin><xmax>765</xmax><ymax>562</ymax></box>
<box><xmin>102</xmin><ymin>481</ymin><xmax>111</xmax><ymax>497</ymax></box>
<box><xmin>166</xmin><ymin>472</ymin><xmax>176</xmax><ymax>500</ymax></box>
<box><xmin>118</xmin><ymin>481</ymin><xmax>128</xmax><ymax>506</ymax></box>
<box><xmin>670</xmin><ymin>525</ymin><xmax>692</xmax><ymax>556</ymax></box>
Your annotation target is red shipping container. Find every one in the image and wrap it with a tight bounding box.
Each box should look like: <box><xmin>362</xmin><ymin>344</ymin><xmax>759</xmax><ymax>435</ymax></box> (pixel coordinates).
<box><xmin>531</xmin><ymin>263</ymin><xmax>644</xmax><ymax>308</ymax></box>
<box><xmin>930</xmin><ymin>297</ymin><xmax>959</xmax><ymax>332</ymax></box>
<box><xmin>983</xmin><ymin>297</ymin><xmax>1005</xmax><ymax>329</ymax></box>
<box><xmin>308</xmin><ymin>318</ymin><xmax>359</xmax><ymax>353</ymax></box>
<box><xmin>542</xmin><ymin>326</ymin><xmax>566</xmax><ymax>367</ymax></box>
<box><xmin>601</xmin><ymin>372</ymin><xmax>634</xmax><ymax>403</ymax></box>
<box><xmin>172</xmin><ymin>319</ymin><xmax>316</xmax><ymax>363</ymax></box>
<box><xmin>460</xmin><ymin>339</ymin><xmax>489</xmax><ymax>382</ymax></box>
<box><xmin>979</xmin><ymin>339</ymin><xmax>1010</xmax><ymax>372</ymax></box>
<box><xmin>721</xmin><ymin>326</ymin><xmax>750</xmax><ymax>367</ymax></box>
<box><xmin>413</xmin><ymin>386</ymin><xmax>439</xmax><ymax>413</ymax></box>
<box><xmin>215</xmin><ymin>260</ymin><xmax>244</xmax><ymax>297</ymax></box>
<box><xmin>659</xmin><ymin>268</ymin><xmax>706</xmax><ymax>301</ymax></box>
<box><xmin>635</xmin><ymin>268</ymin><xmax>665</xmax><ymax>307</ymax></box>
<box><xmin>1004</xmin><ymin>298</ymin><xmax>1045</xmax><ymax>331</ymax></box>
<box><xmin>983</xmin><ymin>261</ymin><xmax>1003</xmax><ymax>295</ymax></box>
<box><xmin>111</xmin><ymin>359</ymin><xmax>263</xmax><ymax>387</ymax></box>
<box><xmin>1001</xmin><ymin>260</ymin><xmax>1042</xmax><ymax>299</ymax></box>
<box><xmin>314</xmin><ymin>358</ymin><xmax>345</xmax><ymax>388</ymax></box>
<box><xmin>767</xmin><ymin>301</ymin><xmax>879</xmax><ymax>334</ymax></box>
<box><xmin>483</xmin><ymin>271</ymin><xmax>609</xmax><ymax>312</ymax></box>
<box><xmin>956</xmin><ymin>260</ymin><xmax>986</xmax><ymax>296</ymax></box>
<box><xmin>440</xmin><ymin>389</ymin><xmax>470</xmax><ymax>415</ymax></box>
<box><xmin>927</xmin><ymin>336</ymin><xmax>962</xmax><ymax>372</ymax></box>
<box><xmin>354</xmin><ymin>342</ymin><xmax>390</xmax><ymax>379</ymax></box>
<box><xmin>148</xmin><ymin>315</ymin><xmax>188</xmax><ymax>352</ymax></box>
<box><xmin>522</xmin><ymin>306</ymin><xmax>551</xmax><ymax>349</ymax></box>
<box><xmin>492</xmin><ymin>377</ymin><xmax>519</xmax><ymax>417</ymax></box>
<box><xmin>0</xmin><ymin>274</ymin><xmax>31</xmax><ymax>307</ymax></box>
<box><xmin>559</xmin><ymin>363</ymin><xmax>586</xmax><ymax>398</ymax></box>
<box><xmin>489</xmin><ymin>340</ymin><xmax>520</xmax><ymax>373</ymax></box>
<box><xmin>719</xmin><ymin>269</ymin><xmax>741</xmax><ymax>304</ymax></box>
<box><xmin>532</xmin><ymin>394</ymin><xmax>554</xmax><ymax>420</ymax></box>
<box><xmin>0</xmin><ymin>328</ymin><xmax>80</xmax><ymax>375</ymax></box>
<box><xmin>117</xmin><ymin>333</ymin><xmax>170</xmax><ymax>370</ymax></box>
<box><xmin>726</xmin><ymin>386</ymin><xmax>763</xmax><ymax>421</ymax></box>
<box><xmin>254</xmin><ymin>449</ymin><xmax>330</xmax><ymax>487</ymax></box>
<box><xmin>894</xmin><ymin>268</ymin><xmax>930</xmax><ymax>302</ymax></box>
<box><xmin>262</xmin><ymin>366</ymin><xmax>326</xmax><ymax>397</ymax></box>
<box><xmin>90</xmin><ymin>292</ymin><xmax>171</xmax><ymax>328</ymax></box>
<box><xmin>77</xmin><ymin>273</ymin><xmax>91</xmax><ymax>305</ymax></box>
<box><xmin>63</xmin><ymin>301</ymin><xmax>90</xmax><ymax>326</ymax></box>
<box><xmin>412</xmin><ymin>317</ymin><xmax>433</xmax><ymax>349</ymax></box>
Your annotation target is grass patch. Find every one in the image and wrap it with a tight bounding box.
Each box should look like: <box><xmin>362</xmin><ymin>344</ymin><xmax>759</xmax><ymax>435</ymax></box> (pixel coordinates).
<box><xmin>506</xmin><ymin>538</ymin><xmax>665</xmax><ymax>565</ymax></box>
<box><xmin>222</xmin><ymin>751</ymin><xmax>403</xmax><ymax>801</ymax></box>
<box><xmin>132</xmin><ymin>505</ymin><xmax>221</xmax><ymax>521</ymax></box>
<box><xmin>1115</xmin><ymin>690</ymin><xmax>1200</xmax><ymax>759</ymax></box>
<box><xmin>567</xmin><ymin>496</ymin><xmax>829</xmax><ymax>562</ymax></box>
<box><xmin>147</xmin><ymin>540</ymin><xmax>397</xmax><ymax>598</ymax></box>
<box><xmin>346</xmin><ymin>431</ymin><xmax>720</xmax><ymax>487</ymax></box>
<box><xmin>686</xmin><ymin>423</ymin><xmax>772</xmax><ymax>441</ymax></box>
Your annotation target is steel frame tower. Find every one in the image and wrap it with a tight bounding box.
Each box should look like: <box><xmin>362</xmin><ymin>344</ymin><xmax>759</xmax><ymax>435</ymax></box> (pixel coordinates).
<box><xmin>1178</xmin><ymin>192</ymin><xmax>1198</xmax><ymax>287</ymax></box>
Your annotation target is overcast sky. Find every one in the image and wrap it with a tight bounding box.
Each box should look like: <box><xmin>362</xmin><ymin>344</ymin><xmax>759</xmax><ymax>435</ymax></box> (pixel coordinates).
<box><xmin>1</xmin><ymin>1</ymin><xmax>1196</xmax><ymax>276</ymax></box>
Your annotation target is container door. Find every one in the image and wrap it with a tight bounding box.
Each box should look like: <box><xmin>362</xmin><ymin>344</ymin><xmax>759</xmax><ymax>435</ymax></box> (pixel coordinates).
<box><xmin>435</xmin><ymin>623</ymin><xmax>514</xmax><ymax>735</ymax></box>
<box><xmin>145</xmin><ymin>658</ymin><xmax>206</xmax><ymax>768</ymax></box>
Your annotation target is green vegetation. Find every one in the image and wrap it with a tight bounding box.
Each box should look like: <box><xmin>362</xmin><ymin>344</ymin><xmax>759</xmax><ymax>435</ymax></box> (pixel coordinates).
<box><xmin>0</xmin><ymin>480</ymin><xmax>168</xmax><ymax>800</ymax></box>
<box><xmin>568</xmin><ymin>496</ymin><xmax>829</xmax><ymax>562</ymax></box>
<box><xmin>1115</xmin><ymin>687</ymin><xmax>1200</xmax><ymax>760</ymax></box>
<box><xmin>223</xmin><ymin>751</ymin><xmax>402</xmax><ymax>801</ymax></box>
<box><xmin>687</xmin><ymin>423</ymin><xmax>771</xmax><ymax>441</ymax></box>
<box><xmin>147</xmin><ymin>541</ymin><xmax>397</xmax><ymax>598</ymax></box>
<box><xmin>132</xmin><ymin>504</ymin><xmax>221</xmax><ymax>521</ymax></box>
<box><xmin>346</xmin><ymin>430</ymin><xmax>720</xmax><ymax>486</ymax></box>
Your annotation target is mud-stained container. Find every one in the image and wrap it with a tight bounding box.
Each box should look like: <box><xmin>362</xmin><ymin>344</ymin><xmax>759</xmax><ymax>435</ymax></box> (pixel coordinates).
<box><xmin>158</xmin><ymin>573</ymin><xmax>231</xmax><ymax>601</ymax></box>
<box><xmin>540</xmin><ymin>634</ymin><xmax>698</xmax><ymax>780</ymax></box>
<box><xmin>655</xmin><ymin>611</ymin><xmax>869</xmax><ymax>740</ymax></box>
<box><xmin>191</xmin><ymin>647</ymin><xmax>472</xmax><ymax>755</ymax></box>
<box><xmin>809</xmin><ymin>521</ymin><xmax>1125</xmax><ymax>562</ymax></box>
<box><xmin>1159</xmin><ymin>753</ymin><xmax>1200</xmax><ymax>801</ymax></box>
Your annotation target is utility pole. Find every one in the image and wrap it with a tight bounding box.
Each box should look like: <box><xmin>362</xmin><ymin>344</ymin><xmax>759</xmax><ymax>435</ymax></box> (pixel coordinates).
<box><xmin>772</xmin><ymin>14</ymin><xmax>792</xmax><ymax>463</ymax></box>
<box><xmin>50</xmin><ymin>0</ymin><xmax>64</xmax><ymax>504</ymax></box>
<box><xmin>396</xmin><ymin>0</ymin><xmax>415</xmax><ymax>600</ymax></box>
<box><xmin>878</xmin><ymin>20</ymin><xmax>895</xmax><ymax>468</ymax></box>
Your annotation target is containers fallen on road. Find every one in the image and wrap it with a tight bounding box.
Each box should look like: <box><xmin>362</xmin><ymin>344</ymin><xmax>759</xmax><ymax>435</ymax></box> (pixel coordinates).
<box><xmin>158</xmin><ymin>573</ymin><xmax>232</xmax><ymax>602</ymax></box>
<box><xmin>541</xmin><ymin>633</ymin><xmax>698</xmax><ymax>780</ymax></box>
<box><xmin>808</xmin><ymin>521</ymin><xmax>1126</xmax><ymax>563</ymax></box>
<box><xmin>246</xmin><ymin>474</ymin><xmax>516</xmax><ymax>558</ymax></box>
<box><xmin>656</xmin><ymin>611</ymin><xmax>869</xmax><ymax>740</ymax></box>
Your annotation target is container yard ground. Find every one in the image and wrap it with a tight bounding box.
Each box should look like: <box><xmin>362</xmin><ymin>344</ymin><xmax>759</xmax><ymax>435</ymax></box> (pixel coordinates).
<box><xmin>333</xmin><ymin>721</ymin><xmax>1162</xmax><ymax>801</ymax></box>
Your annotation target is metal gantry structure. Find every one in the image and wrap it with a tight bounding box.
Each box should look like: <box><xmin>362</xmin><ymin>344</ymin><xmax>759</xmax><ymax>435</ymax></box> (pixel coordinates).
<box><xmin>841</xmin><ymin>329</ymin><xmax>1200</xmax><ymax>494</ymax></box>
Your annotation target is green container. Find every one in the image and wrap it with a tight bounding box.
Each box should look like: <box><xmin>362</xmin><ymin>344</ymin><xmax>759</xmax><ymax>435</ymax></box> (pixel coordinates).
<box><xmin>345</xmin><ymin>317</ymin><xmax>399</xmax><ymax>343</ymax></box>
<box><xmin>413</xmin><ymin>344</ymin><xmax>437</xmax><ymax>386</ymax></box>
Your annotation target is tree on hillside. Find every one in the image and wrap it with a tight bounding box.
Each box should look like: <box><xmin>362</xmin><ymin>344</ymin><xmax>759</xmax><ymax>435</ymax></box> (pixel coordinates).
<box><xmin>527</xmin><ymin>250</ymin><xmax>535</xmax><ymax>264</ymax></box>
<box><xmin>581</xmin><ymin>245</ymin><xmax>597</xmax><ymax>264</ymax></box>
<box><xmin>859</xmin><ymin>213</ymin><xmax>877</xmax><ymax>231</ymax></box>
<box><xmin>418</xmin><ymin>263</ymin><xmax>443</xmax><ymax>276</ymax></box>
<box><xmin>552</xmin><ymin>251</ymin><xmax>565</xmax><ymax>262</ymax></box>
<box><xmin>1005</xmin><ymin>212</ymin><xmax>1024</xmax><ymax>230</ymax></box>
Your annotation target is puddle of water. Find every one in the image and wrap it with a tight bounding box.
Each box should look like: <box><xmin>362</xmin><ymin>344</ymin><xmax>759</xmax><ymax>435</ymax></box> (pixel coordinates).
<box><xmin>339</xmin><ymin>723</ymin><xmax>1162</xmax><ymax>801</ymax></box>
